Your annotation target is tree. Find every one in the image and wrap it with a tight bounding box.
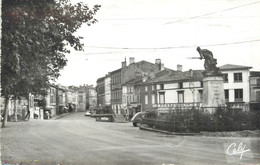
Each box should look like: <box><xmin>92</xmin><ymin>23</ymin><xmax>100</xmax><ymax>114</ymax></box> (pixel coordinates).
<box><xmin>1</xmin><ymin>0</ymin><xmax>100</xmax><ymax>127</ymax></box>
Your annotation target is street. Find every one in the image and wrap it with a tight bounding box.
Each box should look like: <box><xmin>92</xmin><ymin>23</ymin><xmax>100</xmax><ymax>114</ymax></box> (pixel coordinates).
<box><xmin>1</xmin><ymin>112</ymin><xmax>260</xmax><ymax>165</ymax></box>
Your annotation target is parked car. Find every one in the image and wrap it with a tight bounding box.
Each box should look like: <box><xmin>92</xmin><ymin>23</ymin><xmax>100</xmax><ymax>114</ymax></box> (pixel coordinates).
<box><xmin>130</xmin><ymin>112</ymin><xmax>147</xmax><ymax>127</ymax></box>
<box><xmin>85</xmin><ymin>111</ymin><xmax>91</xmax><ymax>116</ymax></box>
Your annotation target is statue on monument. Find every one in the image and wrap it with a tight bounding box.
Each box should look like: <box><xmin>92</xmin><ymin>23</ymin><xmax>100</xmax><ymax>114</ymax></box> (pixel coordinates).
<box><xmin>196</xmin><ymin>47</ymin><xmax>222</xmax><ymax>76</ymax></box>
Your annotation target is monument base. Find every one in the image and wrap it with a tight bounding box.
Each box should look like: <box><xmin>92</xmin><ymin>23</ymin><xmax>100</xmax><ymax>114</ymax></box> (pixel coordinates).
<box><xmin>202</xmin><ymin>75</ymin><xmax>225</xmax><ymax>113</ymax></box>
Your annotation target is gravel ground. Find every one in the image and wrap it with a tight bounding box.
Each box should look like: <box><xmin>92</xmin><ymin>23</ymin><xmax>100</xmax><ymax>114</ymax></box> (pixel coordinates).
<box><xmin>1</xmin><ymin>114</ymin><xmax>260</xmax><ymax>165</ymax></box>
<box><xmin>1</xmin><ymin>120</ymin><xmax>43</xmax><ymax>163</ymax></box>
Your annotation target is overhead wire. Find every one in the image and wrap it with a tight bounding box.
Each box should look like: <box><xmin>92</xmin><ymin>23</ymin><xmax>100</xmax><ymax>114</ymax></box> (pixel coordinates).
<box><xmin>84</xmin><ymin>39</ymin><xmax>260</xmax><ymax>50</ymax></box>
<box><xmin>164</xmin><ymin>0</ymin><xmax>260</xmax><ymax>24</ymax></box>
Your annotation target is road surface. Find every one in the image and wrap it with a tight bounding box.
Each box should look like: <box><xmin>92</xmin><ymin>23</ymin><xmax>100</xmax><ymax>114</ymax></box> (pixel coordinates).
<box><xmin>1</xmin><ymin>112</ymin><xmax>260</xmax><ymax>165</ymax></box>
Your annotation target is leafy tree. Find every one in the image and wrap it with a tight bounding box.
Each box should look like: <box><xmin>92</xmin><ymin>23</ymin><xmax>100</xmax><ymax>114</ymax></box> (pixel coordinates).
<box><xmin>1</xmin><ymin>0</ymin><xmax>100</xmax><ymax>127</ymax></box>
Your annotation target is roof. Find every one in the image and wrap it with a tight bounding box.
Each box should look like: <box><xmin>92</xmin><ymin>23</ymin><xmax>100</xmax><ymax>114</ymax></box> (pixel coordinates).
<box><xmin>96</xmin><ymin>76</ymin><xmax>105</xmax><ymax>83</ymax></box>
<box><xmin>123</xmin><ymin>78</ymin><xmax>143</xmax><ymax>86</ymax></box>
<box><xmin>143</xmin><ymin>70</ymin><xmax>204</xmax><ymax>84</ymax></box>
<box><xmin>155</xmin><ymin>69</ymin><xmax>176</xmax><ymax>77</ymax></box>
<box><xmin>110</xmin><ymin>68</ymin><xmax>121</xmax><ymax>74</ymax></box>
<box><xmin>219</xmin><ymin>64</ymin><xmax>252</xmax><ymax>71</ymax></box>
<box><xmin>250</xmin><ymin>71</ymin><xmax>260</xmax><ymax>77</ymax></box>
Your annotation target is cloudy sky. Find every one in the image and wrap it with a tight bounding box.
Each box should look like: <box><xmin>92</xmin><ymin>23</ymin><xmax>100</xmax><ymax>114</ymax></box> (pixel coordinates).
<box><xmin>56</xmin><ymin>0</ymin><xmax>260</xmax><ymax>86</ymax></box>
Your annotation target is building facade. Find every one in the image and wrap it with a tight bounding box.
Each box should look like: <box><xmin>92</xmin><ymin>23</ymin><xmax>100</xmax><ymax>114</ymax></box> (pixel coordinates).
<box><xmin>104</xmin><ymin>74</ymin><xmax>111</xmax><ymax>106</ymax></box>
<box><xmin>111</xmin><ymin>68</ymin><xmax>122</xmax><ymax>114</ymax></box>
<box><xmin>140</xmin><ymin>70</ymin><xmax>204</xmax><ymax>113</ymax></box>
<box><xmin>249</xmin><ymin>71</ymin><xmax>260</xmax><ymax>111</ymax></box>
<box><xmin>96</xmin><ymin>77</ymin><xmax>105</xmax><ymax>109</ymax></box>
<box><xmin>219</xmin><ymin>64</ymin><xmax>252</xmax><ymax>110</ymax></box>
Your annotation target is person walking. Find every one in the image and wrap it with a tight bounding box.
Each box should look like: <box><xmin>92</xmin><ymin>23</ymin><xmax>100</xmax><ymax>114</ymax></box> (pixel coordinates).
<box><xmin>25</xmin><ymin>108</ymin><xmax>30</xmax><ymax>121</ymax></box>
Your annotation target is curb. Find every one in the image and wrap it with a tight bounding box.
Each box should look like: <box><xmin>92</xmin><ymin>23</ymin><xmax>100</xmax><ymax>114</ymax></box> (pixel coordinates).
<box><xmin>139</xmin><ymin>125</ymin><xmax>197</xmax><ymax>136</ymax></box>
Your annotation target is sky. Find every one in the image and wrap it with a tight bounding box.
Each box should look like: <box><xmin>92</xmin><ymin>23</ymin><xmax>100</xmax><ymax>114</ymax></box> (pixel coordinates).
<box><xmin>56</xmin><ymin>0</ymin><xmax>260</xmax><ymax>86</ymax></box>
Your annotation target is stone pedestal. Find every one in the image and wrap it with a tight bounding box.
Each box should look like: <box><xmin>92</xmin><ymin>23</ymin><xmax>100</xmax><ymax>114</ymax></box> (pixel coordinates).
<box><xmin>202</xmin><ymin>75</ymin><xmax>225</xmax><ymax>112</ymax></box>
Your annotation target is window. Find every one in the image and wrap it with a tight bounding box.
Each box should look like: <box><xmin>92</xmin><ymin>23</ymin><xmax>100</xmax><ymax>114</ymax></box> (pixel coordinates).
<box><xmin>137</xmin><ymin>95</ymin><xmax>140</xmax><ymax>103</ymax></box>
<box><xmin>130</xmin><ymin>87</ymin><xmax>134</xmax><ymax>93</ymax></box>
<box><xmin>223</xmin><ymin>74</ymin><xmax>228</xmax><ymax>82</ymax></box>
<box><xmin>50</xmin><ymin>95</ymin><xmax>55</xmax><ymax>104</ymax></box>
<box><xmin>130</xmin><ymin>95</ymin><xmax>133</xmax><ymax>103</ymax></box>
<box><xmin>257</xmin><ymin>79</ymin><xmax>260</xmax><ymax>85</ymax></box>
<box><xmin>145</xmin><ymin>86</ymin><xmax>148</xmax><ymax>91</ymax></box>
<box><xmin>179</xmin><ymin>82</ymin><xmax>183</xmax><ymax>89</ymax></box>
<box><xmin>160</xmin><ymin>84</ymin><xmax>164</xmax><ymax>90</ymax></box>
<box><xmin>235</xmin><ymin>89</ymin><xmax>243</xmax><ymax>102</ymax></box>
<box><xmin>78</xmin><ymin>95</ymin><xmax>83</xmax><ymax>103</ymax></box>
<box><xmin>159</xmin><ymin>92</ymin><xmax>165</xmax><ymax>104</ymax></box>
<box><xmin>256</xmin><ymin>91</ymin><xmax>260</xmax><ymax>102</ymax></box>
<box><xmin>152</xmin><ymin>85</ymin><xmax>156</xmax><ymax>91</ymax></box>
<box><xmin>200</xmin><ymin>81</ymin><xmax>203</xmax><ymax>87</ymax></box>
<box><xmin>198</xmin><ymin>90</ymin><xmax>203</xmax><ymax>102</ymax></box>
<box><xmin>234</xmin><ymin>73</ymin><xmax>242</xmax><ymax>82</ymax></box>
<box><xmin>178</xmin><ymin>91</ymin><xmax>184</xmax><ymax>103</ymax></box>
<box><xmin>224</xmin><ymin>90</ymin><xmax>229</xmax><ymax>102</ymax></box>
<box><xmin>151</xmin><ymin>94</ymin><xmax>155</xmax><ymax>104</ymax></box>
<box><xmin>145</xmin><ymin>95</ymin><xmax>148</xmax><ymax>104</ymax></box>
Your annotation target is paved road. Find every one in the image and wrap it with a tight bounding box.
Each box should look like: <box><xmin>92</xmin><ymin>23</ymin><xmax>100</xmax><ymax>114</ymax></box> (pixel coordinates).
<box><xmin>1</xmin><ymin>112</ymin><xmax>260</xmax><ymax>165</ymax></box>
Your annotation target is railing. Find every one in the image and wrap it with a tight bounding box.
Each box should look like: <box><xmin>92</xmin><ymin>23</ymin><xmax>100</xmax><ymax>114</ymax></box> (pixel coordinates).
<box><xmin>153</xmin><ymin>102</ymin><xmax>201</xmax><ymax>108</ymax></box>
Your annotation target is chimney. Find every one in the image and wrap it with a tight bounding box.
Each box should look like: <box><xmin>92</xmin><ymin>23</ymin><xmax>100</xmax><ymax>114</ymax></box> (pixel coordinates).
<box><xmin>189</xmin><ymin>69</ymin><xmax>193</xmax><ymax>78</ymax></box>
<box><xmin>155</xmin><ymin>59</ymin><xmax>161</xmax><ymax>65</ymax></box>
<box><xmin>129</xmin><ymin>57</ymin><xmax>135</xmax><ymax>64</ymax></box>
<box><xmin>155</xmin><ymin>59</ymin><xmax>164</xmax><ymax>70</ymax></box>
<box><xmin>122</xmin><ymin>61</ymin><xmax>126</xmax><ymax>68</ymax></box>
<box><xmin>160</xmin><ymin>63</ymin><xmax>165</xmax><ymax>70</ymax></box>
<box><xmin>177</xmin><ymin>64</ymin><xmax>182</xmax><ymax>72</ymax></box>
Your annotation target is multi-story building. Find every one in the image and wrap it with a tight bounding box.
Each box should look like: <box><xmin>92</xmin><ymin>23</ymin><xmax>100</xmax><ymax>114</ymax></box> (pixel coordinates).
<box><xmin>111</xmin><ymin>68</ymin><xmax>122</xmax><ymax>114</ymax></box>
<box><xmin>66</xmin><ymin>86</ymin><xmax>79</xmax><ymax>112</ymax></box>
<box><xmin>45</xmin><ymin>84</ymin><xmax>57</xmax><ymax>116</ymax></box>
<box><xmin>96</xmin><ymin>76</ymin><xmax>105</xmax><ymax>109</ymax></box>
<box><xmin>77</xmin><ymin>85</ymin><xmax>97</xmax><ymax>111</ymax></box>
<box><xmin>104</xmin><ymin>74</ymin><xmax>111</xmax><ymax>106</ymax></box>
<box><xmin>56</xmin><ymin>85</ymin><xmax>67</xmax><ymax>114</ymax></box>
<box><xmin>109</xmin><ymin>57</ymin><xmax>166</xmax><ymax>114</ymax></box>
<box><xmin>122</xmin><ymin>78</ymin><xmax>142</xmax><ymax>119</ymax></box>
<box><xmin>87</xmin><ymin>86</ymin><xmax>97</xmax><ymax>110</ymax></box>
<box><xmin>219</xmin><ymin>64</ymin><xmax>252</xmax><ymax>110</ymax></box>
<box><xmin>249</xmin><ymin>71</ymin><xmax>260</xmax><ymax>111</ymax></box>
<box><xmin>139</xmin><ymin>69</ymin><xmax>204</xmax><ymax>113</ymax></box>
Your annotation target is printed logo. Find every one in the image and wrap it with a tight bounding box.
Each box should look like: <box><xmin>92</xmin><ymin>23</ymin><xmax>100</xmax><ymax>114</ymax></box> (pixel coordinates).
<box><xmin>224</xmin><ymin>140</ymin><xmax>253</xmax><ymax>163</ymax></box>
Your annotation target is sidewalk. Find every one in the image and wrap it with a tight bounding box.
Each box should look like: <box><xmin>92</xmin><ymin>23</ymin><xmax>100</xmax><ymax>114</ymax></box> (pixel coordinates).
<box><xmin>50</xmin><ymin>112</ymin><xmax>72</xmax><ymax>120</ymax></box>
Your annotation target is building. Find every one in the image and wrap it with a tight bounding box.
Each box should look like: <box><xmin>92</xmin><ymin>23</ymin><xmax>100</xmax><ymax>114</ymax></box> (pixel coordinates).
<box><xmin>77</xmin><ymin>85</ymin><xmax>97</xmax><ymax>111</ymax></box>
<box><xmin>109</xmin><ymin>57</ymin><xmax>166</xmax><ymax>115</ymax></box>
<box><xmin>122</xmin><ymin>78</ymin><xmax>143</xmax><ymax>119</ymax></box>
<box><xmin>56</xmin><ymin>85</ymin><xmax>67</xmax><ymax>114</ymax></box>
<box><xmin>87</xmin><ymin>86</ymin><xmax>97</xmax><ymax>110</ymax></box>
<box><xmin>139</xmin><ymin>69</ymin><xmax>204</xmax><ymax>112</ymax></box>
<box><xmin>111</xmin><ymin>68</ymin><xmax>122</xmax><ymax>114</ymax></box>
<box><xmin>219</xmin><ymin>64</ymin><xmax>252</xmax><ymax>110</ymax></box>
<box><xmin>96</xmin><ymin>76</ymin><xmax>105</xmax><ymax>109</ymax></box>
<box><xmin>249</xmin><ymin>71</ymin><xmax>260</xmax><ymax>111</ymax></box>
<box><xmin>104</xmin><ymin>74</ymin><xmax>112</xmax><ymax>106</ymax></box>
<box><xmin>66</xmin><ymin>86</ymin><xmax>79</xmax><ymax>112</ymax></box>
<box><xmin>45</xmin><ymin>84</ymin><xmax>57</xmax><ymax>117</ymax></box>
